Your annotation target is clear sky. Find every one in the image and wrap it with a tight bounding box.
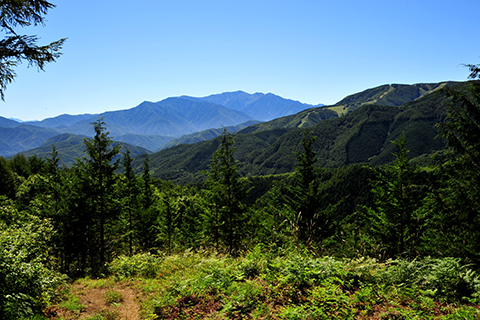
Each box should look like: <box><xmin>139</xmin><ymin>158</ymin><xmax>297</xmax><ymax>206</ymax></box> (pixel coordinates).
<box><xmin>2</xmin><ymin>0</ymin><xmax>480</xmax><ymax>121</ymax></box>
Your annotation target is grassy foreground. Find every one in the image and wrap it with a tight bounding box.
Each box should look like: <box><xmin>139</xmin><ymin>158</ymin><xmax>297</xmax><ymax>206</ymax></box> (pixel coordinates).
<box><xmin>50</xmin><ymin>248</ymin><xmax>480</xmax><ymax>319</ymax></box>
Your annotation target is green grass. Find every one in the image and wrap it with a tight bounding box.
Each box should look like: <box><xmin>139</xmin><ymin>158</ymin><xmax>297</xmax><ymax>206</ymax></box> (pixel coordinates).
<box><xmin>104</xmin><ymin>290</ymin><xmax>123</xmax><ymax>305</ymax></box>
<box><xmin>56</xmin><ymin>249</ymin><xmax>480</xmax><ymax>319</ymax></box>
<box><xmin>58</xmin><ymin>291</ymin><xmax>86</xmax><ymax>315</ymax></box>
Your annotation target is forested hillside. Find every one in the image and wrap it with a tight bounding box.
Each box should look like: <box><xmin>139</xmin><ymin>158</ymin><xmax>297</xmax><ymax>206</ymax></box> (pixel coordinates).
<box><xmin>327</xmin><ymin>81</ymin><xmax>456</xmax><ymax>114</ymax></box>
<box><xmin>136</xmin><ymin>81</ymin><xmax>459</xmax><ymax>184</ymax></box>
<box><xmin>18</xmin><ymin>133</ymin><xmax>152</xmax><ymax>167</ymax></box>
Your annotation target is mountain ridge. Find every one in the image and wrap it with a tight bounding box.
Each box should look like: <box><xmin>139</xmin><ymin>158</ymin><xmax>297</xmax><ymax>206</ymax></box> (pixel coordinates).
<box><xmin>1</xmin><ymin>82</ymin><xmax>462</xmax><ymax>163</ymax></box>
<box><xmin>181</xmin><ymin>91</ymin><xmax>321</xmax><ymax>121</ymax></box>
<box><xmin>0</xmin><ymin>91</ymin><xmax>319</xmax><ymax>156</ymax></box>
<box><xmin>130</xmin><ymin>81</ymin><xmax>465</xmax><ymax>184</ymax></box>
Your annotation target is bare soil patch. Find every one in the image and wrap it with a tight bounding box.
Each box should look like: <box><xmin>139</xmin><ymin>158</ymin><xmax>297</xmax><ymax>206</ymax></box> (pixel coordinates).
<box><xmin>48</xmin><ymin>282</ymin><xmax>141</xmax><ymax>320</ymax></box>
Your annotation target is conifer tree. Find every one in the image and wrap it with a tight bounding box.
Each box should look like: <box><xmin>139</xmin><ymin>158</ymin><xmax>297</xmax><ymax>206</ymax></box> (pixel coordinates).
<box><xmin>282</xmin><ymin>129</ymin><xmax>322</xmax><ymax>247</ymax></box>
<box><xmin>432</xmin><ymin>80</ymin><xmax>480</xmax><ymax>262</ymax></box>
<box><xmin>81</xmin><ymin>118</ymin><xmax>120</xmax><ymax>270</ymax></box>
<box><xmin>205</xmin><ymin>128</ymin><xmax>250</xmax><ymax>254</ymax></box>
<box><xmin>137</xmin><ymin>154</ymin><xmax>158</xmax><ymax>251</ymax></box>
<box><xmin>0</xmin><ymin>0</ymin><xmax>66</xmax><ymax>99</ymax></box>
<box><xmin>142</xmin><ymin>154</ymin><xmax>153</xmax><ymax>209</ymax></box>
<box><xmin>121</xmin><ymin>148</ymin><xmax>139</xmax><ymax>256</ymax></box>
<box><xmin>0</xmin><ymin>156</ymin><xmax>15</xmax><ymax>198</ymax></box>
<box><xmin>366</xmin><ymin>133</ymin><xmax>422</xmax><ymax>258</ymax></box>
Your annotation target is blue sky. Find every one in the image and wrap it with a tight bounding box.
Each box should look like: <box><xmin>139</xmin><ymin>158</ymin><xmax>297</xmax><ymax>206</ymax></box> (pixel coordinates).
<box><xmin>2</xmin><ymin>0</ymin><xmax>480</xmax><ymax>121</ymax></box>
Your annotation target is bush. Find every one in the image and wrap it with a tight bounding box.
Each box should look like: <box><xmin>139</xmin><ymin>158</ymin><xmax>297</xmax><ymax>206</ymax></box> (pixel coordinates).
<box><xmin>108</xmin><ymin>253</ymin><xmax>163</xmax><ymax>279</ymax></box>
<box><xmin>0</xmin><ymin>201</ymin><xmax>64</xmax><ymax>320</ymax></box>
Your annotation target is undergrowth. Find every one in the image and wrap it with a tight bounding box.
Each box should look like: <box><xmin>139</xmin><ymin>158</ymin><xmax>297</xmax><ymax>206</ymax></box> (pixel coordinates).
<box><xmin>53</xmin><ymin>247</ymin><xmax>480</xmax><ymax>319</ymax></box>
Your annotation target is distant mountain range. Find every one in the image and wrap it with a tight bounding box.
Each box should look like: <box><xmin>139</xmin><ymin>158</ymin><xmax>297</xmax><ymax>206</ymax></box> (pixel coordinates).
<box><xmin>1</xmin><ymin>82</ymin><xmax>464</xmax><ymax>176</ymax></box>
<box><xmin>181</xmin><ymin>91</ymin><xmax>322</xmax><ymax>121</ymax></box>
<box><xmin>126</xmin><ymin>81</ymin><xmax>462</xmax><ymax>184</ymax></box>
<box><xmin>0</xmin><ymin>91</ymin><xmax>320</xmax><ymax>157</ymax></box>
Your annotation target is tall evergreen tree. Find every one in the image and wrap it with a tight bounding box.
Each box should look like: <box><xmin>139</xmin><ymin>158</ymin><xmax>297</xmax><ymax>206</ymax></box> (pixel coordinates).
<box><xmin>432</xmin><ymin>81</ymin><xmax>480</xmax><ymax>263</ymax></box>
<box><xmin>205</xmin><ymin>128</ymin><xmax>250</xmax><ymax>254</ymax></box>
<box><xmin>281</xmin><ymin>129</ymin><xmax>323</xmax><ymax>247</ymax></box>
<box><xmin>120</xmin><ymin>148</ymin><xmax>139</xmax><ymax>256</ymax></box>
<box><xmin>81</xmin><ymin>119</ymin><xmax>121</xmax><ymax>270</ymax></box>
<box><xmin>0</xmin><ymin>156</ymin><xmax>15</xmax><ymax>198</ymax></box>
<box><xmin>365</xmin><ymin>134</ymin><xmax>423</xmax><ymax>258</ymax></box>
<box><xmin>142</xmin><ymin>154</ymin><xmax>153</xmax><ymax>209</ymax></box>
<box><xmin>137</xmin><ymin>153</ymin><xmax>158</xmax><ymax>251</ymax></box>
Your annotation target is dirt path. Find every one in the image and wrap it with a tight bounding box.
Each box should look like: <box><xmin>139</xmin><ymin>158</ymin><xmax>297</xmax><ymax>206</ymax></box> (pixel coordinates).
<box><xmin>68</xmin><ymin>282</ymin><xmax>141</xmax><ymax>320</ymax></box>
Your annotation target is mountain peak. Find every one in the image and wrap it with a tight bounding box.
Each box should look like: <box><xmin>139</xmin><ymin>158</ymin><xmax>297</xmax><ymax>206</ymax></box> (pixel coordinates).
<box><xmin>180</xmin><ymin>91</ymin><xmax>314</xmax><ymax>121</ymax></box>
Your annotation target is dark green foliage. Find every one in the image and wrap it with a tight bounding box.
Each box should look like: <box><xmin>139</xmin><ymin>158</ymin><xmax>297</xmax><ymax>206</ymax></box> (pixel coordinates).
<box><xmin>0</xmin><ymin>200</ymin><xmax>64</xmax><ymax>320</ymax></box>
<box><xmin>427</xmin><ymin>81</ymin><xmax>480</xmax><ymax>264</ymax></box>
<box><xmin>75</xmin><ymin>119</ymin><xmax>121</xmax><ymax>272</ymax></box>
<box><xmin>141</xmin><ymin>154</ymin><xmax>153</xmax><ymax>209</ymax></box>
<box><xmin>204</xmin><ymin>129</ymin><xmax>251</xmax><ymax>254</ymax></box>
<box><xmin>119</xmin><ymin>149</ymin><xmax>139</xmax><ymax>256</ymax></box>
<box><xmin>285</xmin><ymin>130</ymin><xmax>321</xmax><ymax>246</ymax></box>
<box><xmin>18</xmin><ymin>132</ymin><xmax>152</xmax><ymax>167</ymax></box>
<box><xmin>0</xmin><ymin>0</ymin><xmax>66</xmax><ymax>100</ymax></box>
<box><xmin>364</xmin><ymin>134</ymin><xmax>425</xmax><ymax>258</ymax></box>
<box><xmin>0</xmin><ymin>156</ymin><xmax>15</xmax><ymax>198</ymax></box>
<box><xmin>134</xmin><ymin>154</ymin><xmax>159</xmax><ymax>252</ymax></box>
<box><xmin>316</xmin><ymin>164</ymin><xmax>376</xmax><ymax>221</ymax></box>
<box><xmin>9</xmin><ymin>153</ymin><xmax>31</xmax><ymax>178</ymax></box>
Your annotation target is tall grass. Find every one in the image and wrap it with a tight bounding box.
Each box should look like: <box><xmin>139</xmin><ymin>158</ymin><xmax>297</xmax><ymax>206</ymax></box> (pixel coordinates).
<box><xmin>80</xmin><ymin>248</ymin><xmax>480</xmax><ymax>319</ymax></box>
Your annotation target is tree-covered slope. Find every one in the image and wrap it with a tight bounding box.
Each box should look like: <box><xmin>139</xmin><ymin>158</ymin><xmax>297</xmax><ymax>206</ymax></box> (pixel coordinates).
<box><xmin>115</xmin><ymin>133</ymin><xmax>174</xmax><ymax>152</ymax></box>
<box><xmin>157</xmin><ymin>120</ymin><xmax>261</xmax><ymax>151</ymax></box>
<box><xmin>238</xmin><ymin>107</ymin><xmax>338</xmax><ymax>134</ymax></box>
<box><xmin>18</xmin><ymin>133</ymin><xmax>151</xmax><ymax>167</ymax></box>
<box><xmin>131</xmin><ymin>127</ymin><xmax>291</xmax><ymax>183</ymax></box>
<box><xmin>327</xmin><ymin>81</ymin><xmax>458</xmax><ymax>114</ymax></box>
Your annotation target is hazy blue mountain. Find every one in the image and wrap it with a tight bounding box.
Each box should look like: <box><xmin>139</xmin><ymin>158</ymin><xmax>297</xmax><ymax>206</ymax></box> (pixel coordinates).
<box><xmin>3</xmin><ymin>91</ymin><xmax>318</xmax><ymax>156</ymax></box>
<box><xmin>0</xmin><ymin>124</ymin><xmax>61</xmax><ymax>156</ymax></box>
<box><xmin>61</xmin><ymin>98</ymin><xmax>252</xmax><ymax>137</ymax></box>
<box><xmin>0</xmin><ymin>116</ymin><xmax>22</xmax><ymax>128</ymax></box>
<box><xmin>25</xmin><ymin>113</ymin><xmax>97</xmax><ymax>128</ymax></box>
<box><xmin>8</xmin><ymin>117</ymin><xmax>26</xmax><ymax>123</ymax></box>
<box><xmin>181</xmin><ymin>91</ymin><xmax>321</xmax><ymax>121</ymax></box>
